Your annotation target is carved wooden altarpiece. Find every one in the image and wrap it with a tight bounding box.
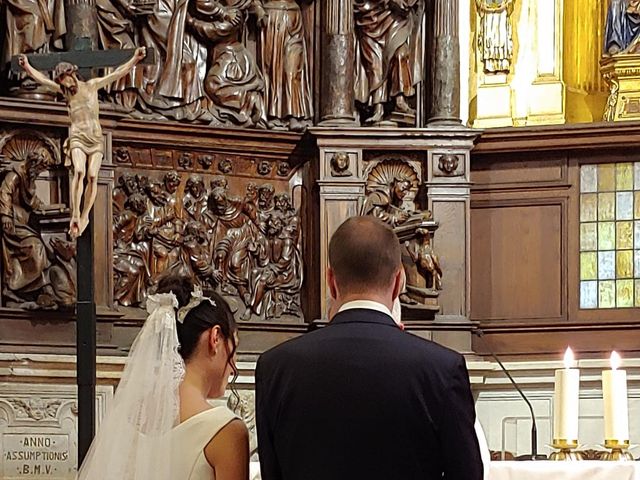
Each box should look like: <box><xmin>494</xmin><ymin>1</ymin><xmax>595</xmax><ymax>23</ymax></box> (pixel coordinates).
<box><xmin>0</xmin><ymin>0</ymin><xmax>472</xmax><ymax>358</ymax></box>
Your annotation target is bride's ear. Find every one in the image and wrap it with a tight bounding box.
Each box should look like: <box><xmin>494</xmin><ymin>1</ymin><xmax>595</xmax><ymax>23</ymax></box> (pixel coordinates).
<box><xmin>208</xmin><ymin>326</ymin><xmax>222</xmax><ymax>354</ymax></box>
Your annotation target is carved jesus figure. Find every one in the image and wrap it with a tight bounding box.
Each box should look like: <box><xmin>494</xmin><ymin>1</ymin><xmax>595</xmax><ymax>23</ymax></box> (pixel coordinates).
<box><xmin>18</xmin><ymin>47</ymin><xmax>146</xmax><ymax>238</ymax></box>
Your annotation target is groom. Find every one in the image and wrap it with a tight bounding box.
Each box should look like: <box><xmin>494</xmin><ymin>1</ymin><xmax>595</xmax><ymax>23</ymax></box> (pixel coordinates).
<box><xmin>256</xmin><ymin>216</ymin><xmax>483</xmax><ymax>480</ymax></box>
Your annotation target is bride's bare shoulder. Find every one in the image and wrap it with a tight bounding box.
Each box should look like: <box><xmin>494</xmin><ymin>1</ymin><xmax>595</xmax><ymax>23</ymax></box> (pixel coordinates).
<box><xmin>205</xmin><ymin>419</ymin><xmax>249</xmax><ymax>480</ymax></box>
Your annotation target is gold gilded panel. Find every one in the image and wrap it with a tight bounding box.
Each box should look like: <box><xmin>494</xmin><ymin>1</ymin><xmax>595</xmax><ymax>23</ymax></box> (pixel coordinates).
<box><xmin>617</xmin><ymin>163</ymin><xmax>634</xmax><ymax>190</ymax></box>
<box><xmin>580</xmin><ymin>223</ymin><xmax>597</xmax><ymax>251</ymax></box>
<box><xmin>598</xmin><ymin>193</ymin><xmax>615</xmax><ymax>221</ymax></box>
<box><xmin>581</xmin><ymin>165</ymin><xmax>598</xmax><ymax>193</ymax></box>
<box><xmin>598</xmin><ymin>164</ymin><xmax>616</xmax><ymax>191</ymax></box>
<box><xmin>617</xmin><ymin>279</ymin><xmax>634</xmax><ymax>308</ymax></box>
<box><xmin>617</xmin><ymin>250</ymin><xmax>634</xmax><ymax>278</ymax></box>
<box><xmin>599</xmin><ymin>281</ymin><xmax>616</xmax><ymax>308</ymax></box>
<box><xmin>581</xmin><ymin>194</ymin><xmax>598</xmax><ymax>222</ymax></box>
<box><xmin>581</xmin><ymin>252</ymin><xmax>598</xmax><ymax>280</ymax></box>
<box><xmin>617</xmin><ymin>221</ymin><xmax>634</xmax><ymax>249</ymax></box>
<box><xmin>598</xmin><ymin>222</ymin><xmax>616</xmax><ymax>250</ymax></box>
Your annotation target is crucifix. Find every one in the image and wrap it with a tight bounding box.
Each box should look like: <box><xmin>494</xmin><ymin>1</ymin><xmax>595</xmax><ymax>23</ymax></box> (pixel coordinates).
<box><xmin>10</xmin><ymin>46</ymin><xmax>151</xmax><ymax>464</ymax></box>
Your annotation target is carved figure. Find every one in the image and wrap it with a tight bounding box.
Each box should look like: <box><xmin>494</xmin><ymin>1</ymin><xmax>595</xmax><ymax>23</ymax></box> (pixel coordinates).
<box><xmin>3</xmin><ymin>0</ymin><xmax>66</xmax><ymax>93</ymax></box>
<box><xmin>361</xmin><ymin>160</ymin><xmax>441</xmax><ymax>310</ymax></box>
<box><xmin>144</xmin><ymin>180</ymin><xmax>181</xmax><ymax>279</ymax></box>
<box><xmin>605</xmin><ymin>0</ymin><xmax>640</xmax><ymax>55</ymax></box>
<box><xmin>113</xmin><ymin>192</ymin><xmax>151</xmax><ymax>306</ymax></box>
<box><xmin>258</xmin><ymin>183</ymin><xmax>275</xmax><ymax>212</ymax></box>
<box><xmin>113</xmin><ymin>173</ymin><xmax>140</xmax><ymax>213</ymax></box>
<box><xmin>184</xmin><ymin>175</ymin><xmax>208</xmax><ymax>222</ymax></box>
<box><xmin>406</xmin><ymin>227</ymin><xmax>442</xmax><ymax>290</ymax></box>
<box><xmin>47</xmin><ymin>237</ymin><xmax>77</xmax><ymax>307</ymax></box>
<box><xmin>19</xmin><ymin>48</ymin><xmax>146</xmax><ymax>238</ymax></box>
<box><xmin>188</xmin><ymin>0</ymin><xmax>267</xmax><ymax>127</ymax></box>
<box><xmin>475</xmin><ymin>0</ymin><xmax>514</xmax><ymax>74</ymax></box>
<box><xmin>162</xmin><ymin>171</ymin><xmax>181</xmax><ymax>196</ymax></box>
<box><xmin>136</xmin><ymin>0</ymin><xmax>213</xmax><ymax>120</ymax></box>
<box><xmin>207</xmin><ymin>186</ymin><xmax>259</xmax><ymax>302</ymax></box>
<box><xmin>246</xmin><ymin>205</ymin><xmax>302</xmax><ymax>318</ymax></box>
<box><xmin>0</xmin><ymin>151</ymin><xmax>49</xmax><ymax>306</ymax></box>
<box><xmin>182</xmin><ymin>220</ymin><xmax>214</xmax><ymax>283</ymax></box>
<box><xmin>361</xmin><ymin>160</ymin><xmax>421</xmax><ymax>227</ymax></box>
<box><xmin>0</xmin><ymin>151</ymin><xmax>75</xmax><ymax>308</ymax></box>
<box><xmin>354</xmin><ymin>0</ymin><xmax>424</xmax><ymax>125</ymax></box>
<box><xmin>256</xmin><ymin>0</ymin><xmax>314</xmax><ymax>131</ymax></box>
<box><xmin>96</xmin><ymin>0</ymin><xmax>142</xmax><ymax>109</ymax></box>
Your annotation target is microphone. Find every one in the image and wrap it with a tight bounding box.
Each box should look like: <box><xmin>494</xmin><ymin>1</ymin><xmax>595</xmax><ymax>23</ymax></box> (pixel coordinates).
<box><xmin>473</xmin><ymin>328</ymin><xmax>547</xmax><ymax>461</ymax></box>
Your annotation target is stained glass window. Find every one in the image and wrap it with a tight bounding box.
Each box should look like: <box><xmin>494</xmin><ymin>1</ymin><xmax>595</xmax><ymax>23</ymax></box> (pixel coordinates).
<box><xmin>580</xmin><ymin>163</ymin><xmax>640</xmax><ymax>308</ymax></box>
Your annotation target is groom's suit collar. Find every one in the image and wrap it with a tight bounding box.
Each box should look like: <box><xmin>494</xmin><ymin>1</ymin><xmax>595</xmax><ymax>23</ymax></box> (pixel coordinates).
<box><xmin>338</xmin><ymin>299</ymin><xmax>392</xmax><ymax>317</ymax></box>
<box><xmin>332</xmin><ymin>300</ymin><xmax>396</xmax><ymax>327</ymax></box>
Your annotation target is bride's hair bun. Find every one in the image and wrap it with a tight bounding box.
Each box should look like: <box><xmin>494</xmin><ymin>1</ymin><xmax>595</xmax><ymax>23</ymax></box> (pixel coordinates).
<box><xmin>156</xmin><ymin>275</ymin><xmax>194</xmax><ymax>308</ymax></box>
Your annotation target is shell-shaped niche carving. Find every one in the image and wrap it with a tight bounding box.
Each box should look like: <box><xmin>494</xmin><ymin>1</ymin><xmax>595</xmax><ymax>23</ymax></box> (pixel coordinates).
<box><xmin>365</xmin><ymin>159</ymin><xmax>419</xmax><ymax>196</ymax></box>
<box><xmin>0</xmin><ymin>130</ymin><xmax>60</xmax><ymax>166</ymax></box>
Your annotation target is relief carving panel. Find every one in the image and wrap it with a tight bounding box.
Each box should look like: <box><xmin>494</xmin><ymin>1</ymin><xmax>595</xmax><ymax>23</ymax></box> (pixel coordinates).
<box><xmin>113</xmin><ymin>147</ymin><xmax>304</xmax><ymax>322</ymax></box>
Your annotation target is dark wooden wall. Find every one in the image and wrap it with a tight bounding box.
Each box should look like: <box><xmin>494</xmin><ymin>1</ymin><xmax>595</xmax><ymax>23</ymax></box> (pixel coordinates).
<box><xmin>471</xmin><ymin>122</ymin><xmax>640</xmax><ymax>358</ymax></box>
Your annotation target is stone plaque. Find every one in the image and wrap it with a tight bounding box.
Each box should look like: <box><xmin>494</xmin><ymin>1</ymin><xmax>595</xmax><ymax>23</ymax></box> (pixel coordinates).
<box><xmin>0</xmin><ymin>384</ymin><xmax>112</xmax><ymax>479</ymax></box>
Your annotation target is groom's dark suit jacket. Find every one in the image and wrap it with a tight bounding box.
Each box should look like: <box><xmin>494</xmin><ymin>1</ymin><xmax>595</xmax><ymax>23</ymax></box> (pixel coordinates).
<box><xmin>256</xmin><ymin>308</ymin><xmax>483</xmax><ymax>480</ymax></box>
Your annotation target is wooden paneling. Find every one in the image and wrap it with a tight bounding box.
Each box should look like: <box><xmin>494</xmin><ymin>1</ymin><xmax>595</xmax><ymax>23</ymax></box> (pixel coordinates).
<box><xmin>472</xmin><ymin>153</ymin><xmax>567</xmax><ymax>190</ymax></box>
<box><xmin>471</xmin><ymin>201</ymin><xmax>564</xmax><ymax>322</ymax></box>
<box><xmin>433</xmin><ymin>200</ymin><xmax>468</xmax><ymax>317</ymax></box>
<box><xmin>471</xmin><ymin>123</ymin><xmax>640</xmax><ymax>357</ymax></box>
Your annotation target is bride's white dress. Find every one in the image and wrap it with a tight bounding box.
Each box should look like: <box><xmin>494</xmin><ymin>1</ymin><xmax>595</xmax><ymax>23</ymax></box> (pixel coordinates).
<box><xmin>172</xmin><ymin>406</ymin><xmax>239</xmax><ymax>479</ymax></box>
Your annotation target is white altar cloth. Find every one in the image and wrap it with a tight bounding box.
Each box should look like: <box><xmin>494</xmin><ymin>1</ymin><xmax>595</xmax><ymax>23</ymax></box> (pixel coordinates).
<box><xmin>489</xmin><ymin>461</ymin><xmax>640</xmax><ymax>480</ymax></box>
<box><xmin>252</xmin><ymin>460</ymin><xmax>640</xmax><ymax>479</ymax></box>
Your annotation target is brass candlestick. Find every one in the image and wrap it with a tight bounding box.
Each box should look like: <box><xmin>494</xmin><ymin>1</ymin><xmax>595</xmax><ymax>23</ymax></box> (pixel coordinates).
<box><xmin>550</xmin><ymin>439</ymin><xmax>584</xmax><ymax>461</ymax></box>
<box><xmin>603</xmin><ymin>440</ymin><xmax>634</xmax><ymax>461</ymax></box>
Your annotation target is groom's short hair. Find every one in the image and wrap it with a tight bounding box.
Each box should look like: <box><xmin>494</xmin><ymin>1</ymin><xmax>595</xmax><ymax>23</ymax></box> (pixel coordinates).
<box><xmin>329</xmin><ymin>216</ymin><xmax>401</xmax><ymax>293</ymax></box>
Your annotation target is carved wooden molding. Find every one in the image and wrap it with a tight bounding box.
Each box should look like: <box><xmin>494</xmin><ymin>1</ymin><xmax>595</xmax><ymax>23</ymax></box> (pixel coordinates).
<box><xmin>473</xmin><ymin>122</ymin><xmax>640</xmax><ymax>154</ymax></box>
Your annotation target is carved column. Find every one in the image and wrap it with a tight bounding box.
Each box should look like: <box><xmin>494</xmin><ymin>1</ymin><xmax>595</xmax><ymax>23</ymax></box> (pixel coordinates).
<box><xmin>429</xmin><ymin>0</ymin><xmax>461</xmax><ymax>125</ymax></box>
<box><xmin>319</xmin><ymin>0</ymin><xmax>357</xmax><ymax>126</ymax></box>
<box><xmin>64</xmin><ymin>0</ymin><xmax>99</xmax><ymax>51</ymax></box>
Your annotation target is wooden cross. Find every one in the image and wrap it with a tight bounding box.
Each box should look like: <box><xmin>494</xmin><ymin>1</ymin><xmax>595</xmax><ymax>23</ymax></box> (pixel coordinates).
<box><xmin>11</xmin><ymin>45</ymin><xmax>153</xmax><ymax>464</ymax></box>
<box><xmin>10</xmin><ymin>46</ymin><xmax>154</xmax><ymax>78</ymax></box>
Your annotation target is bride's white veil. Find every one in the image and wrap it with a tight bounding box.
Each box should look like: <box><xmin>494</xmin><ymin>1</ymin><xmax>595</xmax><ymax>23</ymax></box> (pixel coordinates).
<box><xmin>77</xmin><ymin>293</ymin><xmax>184</xmax><ymax>480</ymax></box>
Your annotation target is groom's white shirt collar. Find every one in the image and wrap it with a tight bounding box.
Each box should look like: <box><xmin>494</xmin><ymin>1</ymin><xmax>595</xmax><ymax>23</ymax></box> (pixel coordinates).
<box><xmin>338</xmin><ymin>300</ymin><xmax>392</xmax><ymax>317</ymax></box>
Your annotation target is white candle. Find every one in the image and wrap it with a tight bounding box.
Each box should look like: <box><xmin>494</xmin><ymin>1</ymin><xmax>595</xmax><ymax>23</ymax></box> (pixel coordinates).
<box><xmin>553</xmin><ymin>347</ymin><xmax>580</xmax><ymax>441</ymax></box>
<box><xmin>602</xmin><ymin>351</ymin><xmax>629</xmax><ymax>442</ymax></box>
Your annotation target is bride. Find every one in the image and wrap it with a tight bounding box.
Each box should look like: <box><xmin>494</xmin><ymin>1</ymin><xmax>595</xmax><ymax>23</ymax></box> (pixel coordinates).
<box><xmin>77</xmin><ymin>275</ymin><xmax>249</xmax><ymax>480</ymax></box>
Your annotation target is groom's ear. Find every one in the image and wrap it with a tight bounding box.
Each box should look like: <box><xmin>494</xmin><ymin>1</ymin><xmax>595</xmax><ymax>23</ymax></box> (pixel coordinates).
<box><xmin>391</xmin><ymin>268</ymin><xmax>404</xmax><ymax>301</ymax></box>
<box><xmin>327</xmin><ymin>267</ymin><xmax>338</xmax><ymax>300</ymax></box>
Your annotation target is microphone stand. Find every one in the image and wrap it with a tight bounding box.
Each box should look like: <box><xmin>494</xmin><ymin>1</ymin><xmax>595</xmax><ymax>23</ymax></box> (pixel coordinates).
<box><xmin>473</xmin><ymin>328</ymin><xmax>547</xmax><ymax>461</ymax></box>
